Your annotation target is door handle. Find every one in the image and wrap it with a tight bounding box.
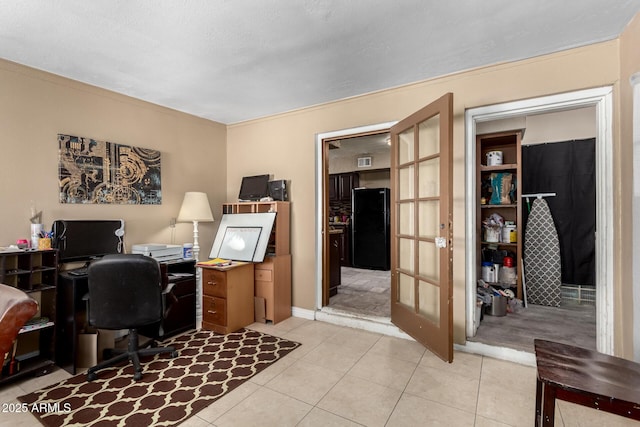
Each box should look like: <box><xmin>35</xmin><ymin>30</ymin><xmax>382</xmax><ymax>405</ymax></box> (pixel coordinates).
<box><xmin>435</xmin><ymin>237</ymin><xmax>447</xmax><ymax>248</ymax></box>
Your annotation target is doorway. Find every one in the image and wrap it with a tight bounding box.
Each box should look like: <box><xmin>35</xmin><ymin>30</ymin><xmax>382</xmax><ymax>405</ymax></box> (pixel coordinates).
<box><xmin>464</xmin><ymin>87</ymin><xmax>614</xmax><ymax>355</ymax></box>
<box><xmin>321</xmin><ymin>129</ymin><xmax>394</xmax><ymax>318</ymax></box>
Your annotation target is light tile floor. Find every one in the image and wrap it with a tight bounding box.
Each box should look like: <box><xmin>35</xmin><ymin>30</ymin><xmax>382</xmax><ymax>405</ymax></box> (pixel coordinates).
<box><xmin>1</xmin><ymin>318</ymin><xmax>637</xmax><ymax>427</ymax></box>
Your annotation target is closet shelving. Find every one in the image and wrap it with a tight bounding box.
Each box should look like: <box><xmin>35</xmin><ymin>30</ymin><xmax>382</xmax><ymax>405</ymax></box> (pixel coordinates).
<box><xmin>476</xmin><ymin>131</ymin><xmax>523</xmax><ymax>299</ymax></box>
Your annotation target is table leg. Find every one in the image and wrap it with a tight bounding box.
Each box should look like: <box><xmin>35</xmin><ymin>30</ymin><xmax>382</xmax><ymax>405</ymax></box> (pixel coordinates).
<box><xmin>542</xmin><ymin>384</ymin><xmax>557</xmax><ymax>426</ymax></box>
<box><xmin>535</xmin><ymin>377</ymin><xmax>542</xmax><ymax>426</ymax></box>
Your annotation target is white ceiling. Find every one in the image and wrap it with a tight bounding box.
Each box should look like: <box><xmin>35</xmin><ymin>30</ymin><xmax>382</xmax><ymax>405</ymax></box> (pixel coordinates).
<box><xmin>1</xmin><ymin>1</ymin><xmax>639</xmax><ymax>124</ymax></box>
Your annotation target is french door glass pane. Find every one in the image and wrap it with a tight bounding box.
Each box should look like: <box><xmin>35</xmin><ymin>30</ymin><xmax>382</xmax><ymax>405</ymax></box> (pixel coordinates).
<box><xmin>418</xmin><ymin>240</ymin><xmax>439</xmax><ymax>281</ymax></box>
<box><xmin>399</xmin><ymin>238</ymin><xmax>414</xmax><ymax>273</ymax></box>
<box><xmin>399</xmin><ymin>202</ymin><xmax>414</xmax><ymax>235</ymax></box>
<box><xmin>418</xmin><ymin>201</ymin><xmax>439</xmax><ymax>238</ymax></box>
<box><xmin>398</xmin><ymin>128</ymin><xmax>414</xmax><ymax>164</ymax></box>
<box><xmin>418</xmin><ymin>115</ymin><xmax>440</xmax><ymax>158</ymax></box>
<box><xmin>418</xmin><ymin>280</ymin><xmax>440</xmax><ymax>325</ymax></box>
<box><xmin>399</xmin><ymin>165</ymin><xmax>414</xmax><ymax>200</ymax></box>
<box><xmin>418</xmin><ymin>157</ymin><xmax>440</xmax><ymax>198</ymax></box>
<box><xmin>398</xmin><ymin>272</ymin><xmax>415</xmax><ymax>309</ymax></box>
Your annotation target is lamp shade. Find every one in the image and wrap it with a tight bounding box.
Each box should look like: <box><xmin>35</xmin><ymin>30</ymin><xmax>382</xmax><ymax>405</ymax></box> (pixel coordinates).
<box><xmin>177</xmin><ymin>192</ymin><xmax>214</xmax><ymax>222</ymax></box>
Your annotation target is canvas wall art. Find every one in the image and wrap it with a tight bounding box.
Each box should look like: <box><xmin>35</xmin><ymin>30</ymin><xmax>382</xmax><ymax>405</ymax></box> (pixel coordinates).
<box><xmin>58</xmin><ymin>134</ymin><xmax>161</xmax><ymax>204</ymax></box>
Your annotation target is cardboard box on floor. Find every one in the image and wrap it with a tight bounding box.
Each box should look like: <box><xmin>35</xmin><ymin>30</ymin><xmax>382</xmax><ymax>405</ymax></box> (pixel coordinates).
<box><xmin>76</xmin><ymin>329</ymin><xmax>117</xmax><ymax>368</ymax></box>
<box><xmin>254</xmin><ymin>296</ymin><xmax>266</xmax><ymax>323</ymax></box>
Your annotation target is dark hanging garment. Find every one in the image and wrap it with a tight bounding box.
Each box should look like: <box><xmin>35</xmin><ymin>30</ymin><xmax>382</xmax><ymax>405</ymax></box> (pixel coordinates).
<box><xmin>522</xmin><ymin>138</ymin><xmax>596</xmax><ymax>286</ymax></box>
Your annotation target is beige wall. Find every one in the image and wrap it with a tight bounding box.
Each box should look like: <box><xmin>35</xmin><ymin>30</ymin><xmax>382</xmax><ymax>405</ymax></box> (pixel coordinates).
<box><xmin>358</xmin><ymin>170</ymin><xmax>391</xmax><ymax>189</ymax></box>
<box><xmin>227</xmin><ymin>40</ymin><xmax>629</xmax><ymax>349</ymax></box>
<box><xmin>618</xmin><ymin>13</ymin><xmax>640</xmax><ymax>358</ymax></box>
<box><xmin>0</xmin><ymin>59</ymin><xmax>227</xmax><ymax>260</ymax></box>
<box><xmin>329</xmin><ymin>151</ymin><xmax>391</xmax><ymax>174</ymax></box>
<box><xmin>476</xmin><ymin>107</ymin><xmax>596</xmax><ymax>145</ymax></box>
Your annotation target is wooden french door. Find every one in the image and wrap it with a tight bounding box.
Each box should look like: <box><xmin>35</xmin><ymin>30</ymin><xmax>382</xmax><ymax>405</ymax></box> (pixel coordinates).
<box><xmin>390</xmin><ymin>93</ymin><xmax>454</xmax><ymax>362</ymax></box>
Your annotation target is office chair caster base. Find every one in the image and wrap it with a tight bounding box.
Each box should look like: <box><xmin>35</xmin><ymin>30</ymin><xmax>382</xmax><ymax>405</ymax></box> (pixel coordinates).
<box><xmin>133</xmin><ymin>371</ymin><xmax>142</xmax><ymax>381</ymax></box>
<box><xmin>170</xmin><ymin>350</ymin><xmax>178</xmax><ymax>358</ymax></box>
<box><xmin>87</xmin><ymin>372</ymin><xmax>97</xmax><ymax>382</ymax></box>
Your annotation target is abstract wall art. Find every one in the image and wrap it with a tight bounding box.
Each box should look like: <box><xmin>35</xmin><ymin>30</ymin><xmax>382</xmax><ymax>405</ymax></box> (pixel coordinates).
<box><xmin>58</xmin><ymin>134</ymin><xmax>162</xmax><ymax>204</ymax></box>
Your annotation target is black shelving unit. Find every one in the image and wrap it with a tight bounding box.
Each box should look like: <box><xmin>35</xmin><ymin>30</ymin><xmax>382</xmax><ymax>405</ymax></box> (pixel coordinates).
<box><xmin>0</xmin><ymin>249</ymin><xmax>58</xmax><ymax>385</ymax></box>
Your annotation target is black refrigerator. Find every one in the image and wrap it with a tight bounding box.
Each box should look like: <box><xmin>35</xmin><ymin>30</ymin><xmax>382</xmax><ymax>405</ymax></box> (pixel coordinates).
<box><xmin>351</xmin><ymin>188</ymin><xmax>390</xmax><ymax>270</ymax></box>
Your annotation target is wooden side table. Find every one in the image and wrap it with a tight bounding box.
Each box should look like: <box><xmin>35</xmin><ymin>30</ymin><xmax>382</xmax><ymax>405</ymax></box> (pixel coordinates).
<box><xmin>200</xmin><ymin>262</ymin><xmax>254</xmax><ymax>334</ymax></box>
<box><xmin>534</xmin><ymin>339</ymin><xmax>640</xmax><ymax>426</ymax></box>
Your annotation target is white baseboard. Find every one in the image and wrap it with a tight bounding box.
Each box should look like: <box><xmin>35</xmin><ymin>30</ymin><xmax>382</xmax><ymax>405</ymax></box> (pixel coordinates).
<box><xmin>291</xmin><ymin>306</ymin><xmax>315</xmax><ymax>320</ymax></box>
<box><xmin>456</xmin><ymin>341</ymin><xmax>536</xmax><ymax>367</ymax></box>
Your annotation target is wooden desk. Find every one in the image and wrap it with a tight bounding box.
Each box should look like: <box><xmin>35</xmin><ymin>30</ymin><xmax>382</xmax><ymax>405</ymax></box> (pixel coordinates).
<box><xmin>534</xmin><ymin>339</ymin><xmax>640</xmax><ymax>426</ymax></box>
<box><xmin>200</xmin><ymin>262</ymin><xmax>254</xmax><ymax>334</ymax></box>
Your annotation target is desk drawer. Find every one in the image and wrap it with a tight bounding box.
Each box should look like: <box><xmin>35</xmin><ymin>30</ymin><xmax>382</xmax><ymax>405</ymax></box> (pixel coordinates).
<box><xmin>202</xmin><ymin>295</ymin><xmax>226</xmax><ymax>326</ymax></box>
<box><xmin>255</xmin><ymin>258</ymin><xmax>275</xmax><ymax>271</ymax></box>
<box><xmin>254</xmin><ymin>269</ymin><xmax>273</xmax><ymax>282</ymax></box>
<box><xmin>202</xmin><ymin>270</ymin><xmax>227</xmax><ymax>298</ymax></box>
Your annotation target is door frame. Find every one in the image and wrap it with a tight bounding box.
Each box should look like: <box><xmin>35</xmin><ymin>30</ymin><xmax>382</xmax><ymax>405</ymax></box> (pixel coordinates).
<box><xmin>315</xmin><ymin>122</ymin><xmax>397</xmax><ymax>310</ymax></box>
<box><xmin>464</xmin><ymin>86</ymin><xmax>614</xmax><ymax>354</ymax></box>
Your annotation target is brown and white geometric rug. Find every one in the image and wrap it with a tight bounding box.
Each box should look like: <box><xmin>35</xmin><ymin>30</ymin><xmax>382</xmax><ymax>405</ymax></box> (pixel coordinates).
<box><xmin>18</xmin><ymin>328</ymin><xmax>300</xmax><ymax>427</ymax></box>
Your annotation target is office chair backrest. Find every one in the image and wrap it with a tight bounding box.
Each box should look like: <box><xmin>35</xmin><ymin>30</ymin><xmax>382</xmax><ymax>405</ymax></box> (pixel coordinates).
<box><xmin>88</xmin><ymin>254</ymin><xmax>163</xmax><ymax>330</ymax></box>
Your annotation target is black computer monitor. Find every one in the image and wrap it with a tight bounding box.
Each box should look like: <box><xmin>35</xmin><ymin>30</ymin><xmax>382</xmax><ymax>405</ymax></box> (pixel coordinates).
<box><xmin>238</xmin><ymin>174</ymin><xmax>270</xmax><ymax>201</ymax></box>
<box><xmin>52</xmin><ymin>220</ymin><xmax>124</xmax><ymax>263</ymax></box>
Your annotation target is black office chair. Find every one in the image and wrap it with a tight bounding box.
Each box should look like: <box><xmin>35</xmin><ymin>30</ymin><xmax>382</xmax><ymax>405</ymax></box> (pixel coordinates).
<box><xmin>86</xmin><ymin>254</ymin><xmax>177</xmax><ymax>381</ymax></box>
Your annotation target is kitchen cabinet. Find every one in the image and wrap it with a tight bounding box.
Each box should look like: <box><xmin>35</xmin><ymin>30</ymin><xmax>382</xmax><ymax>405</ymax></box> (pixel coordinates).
<box><xmin>329</xmin><ymin>230</ymin><xmax>342</xmax><ymax>296</ymax></box>
<box><xmin>329</xmin><ymin>172</ymin><xmax>359</xmax><ymax>201</ymax></box>
<box><xmin>332</xmin><ymin>223</ymin><xmax>352</xmax><ymax>266</ymax></box>
<box><xmin>329</xmin><ymin>174</ymin><xmax>338</xmax><ymax>201</ymax></box>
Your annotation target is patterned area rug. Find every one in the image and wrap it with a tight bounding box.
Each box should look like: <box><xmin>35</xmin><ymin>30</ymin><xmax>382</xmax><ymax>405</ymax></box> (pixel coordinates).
<box><xmin>18</xmin><ymin>328</ymin><xmax>300</xmax><ymax>427</ymax></box>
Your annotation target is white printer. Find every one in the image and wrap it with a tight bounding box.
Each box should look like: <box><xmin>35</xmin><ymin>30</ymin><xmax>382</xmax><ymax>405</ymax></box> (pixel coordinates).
<box><xmin>131</xmin><ymin>243</ymin><xmax>183</xmax><ymax>262</ymax></box>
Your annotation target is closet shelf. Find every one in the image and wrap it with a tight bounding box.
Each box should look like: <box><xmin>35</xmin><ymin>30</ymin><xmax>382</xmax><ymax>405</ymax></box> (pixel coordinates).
<box><xmin>480</xmin><ymin>163</ymin><xmax>518</xmax><ymax>172</ymax></box>
<box><xmin>481</xmin><ymin>241</ymin><xmax>517</xmax><ymax>247</ymax></box>
<box><xmin>481</xmin><ymin>204</ymin><xmax>517</xmax><ymax>209</ymax></box>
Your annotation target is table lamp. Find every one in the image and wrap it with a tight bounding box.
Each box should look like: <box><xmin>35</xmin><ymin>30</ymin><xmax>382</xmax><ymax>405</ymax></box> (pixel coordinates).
<box><xmin>177</xmin><ymin>191</ymin><xmax>214</xmax><ymax>329</ymax></box>
<box><xmin>177</xmin><ymin>192</ymin><xmax>214</xmax><ymax>260</ymax></box>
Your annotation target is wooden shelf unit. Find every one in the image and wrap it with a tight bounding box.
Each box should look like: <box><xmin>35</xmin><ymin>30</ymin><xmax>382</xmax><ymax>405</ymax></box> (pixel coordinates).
<box><xmin>476</xmin><ymin>131</ymin><xmax>523</xmax><ymax>298</ymax></box>
<box><xmin>223</xmin><ymin>201</ymin><xmax>290</xmax><ymax>256</ymax></box>
<box><xmin>222</xmin><ymin>201</ymin><xmax>292</xmax><ymax>324</ymax></box>
<box><xmin>0</xmin><ymin>249</ymin><xmax>58</xmax><ymax>384</ymax></box>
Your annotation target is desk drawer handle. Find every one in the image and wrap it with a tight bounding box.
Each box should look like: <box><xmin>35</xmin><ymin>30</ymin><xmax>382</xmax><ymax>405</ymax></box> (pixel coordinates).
<box><xmin>206</xmin><ymin>281</ymin><xmax>217</xmax><ymax>286</ymax></box>
<box><xmin>207</xmin><ymin>310</ymin><xmax>217</xmax><ymax>314</ymax></box>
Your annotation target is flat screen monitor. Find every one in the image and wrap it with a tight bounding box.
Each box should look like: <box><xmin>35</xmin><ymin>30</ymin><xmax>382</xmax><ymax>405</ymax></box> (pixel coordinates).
<box><xmin>238</xmin><ymin>174</ymin><xmax>270</xmax><ymax>201</ymax></box>
<box><xmin>52</xmin><ymin>219</ymin><xmax>124</xmax><ymax>263</ymax></box>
